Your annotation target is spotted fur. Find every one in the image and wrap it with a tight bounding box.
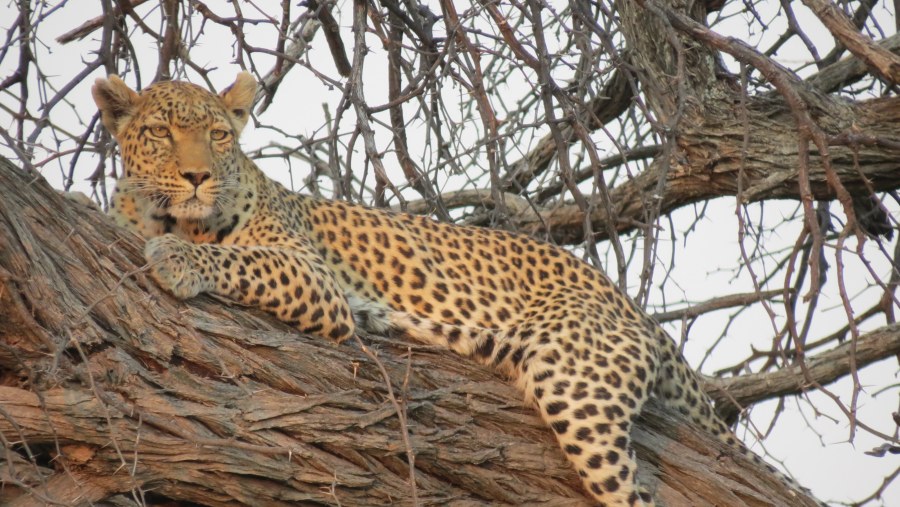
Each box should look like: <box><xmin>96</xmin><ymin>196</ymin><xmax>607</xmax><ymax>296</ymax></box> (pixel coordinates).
<box><xmin>92</xmin><ymin>73</ymin><xmax>819</xmax><ymax>506</ymax></box>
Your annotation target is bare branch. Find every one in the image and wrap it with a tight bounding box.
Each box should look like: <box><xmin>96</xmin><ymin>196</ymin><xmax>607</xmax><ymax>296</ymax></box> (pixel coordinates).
<box><xmin>55</xmin><ymin>0</ymin><xmax>152</xmax><ymax>44</ymax></box>
<box><xmin>802</xmin><ymin>0</ymin><xmax>900</xmax><ymax>84</ymax></box>
<box><xmin>510</xmin><ymin>97</ymin><xmax>900</xmax><ymax>245</ymax></box>
<box><xmin>806</xmin><ymin>33</ymin><xmax>900</xmax><ymax>92</ymax></box>
<box><xmin>308</xmin><ymin>0</ymin><xmax>351</xmax><ymax>77</ymax></box>
<box><xmin>652</xmin><ymin>289</ymin><xmax>786</xmax><ymax>324</ymax></box>
<box><xmin>709</xmin><ymin>324</ymin><xmax>900</xmax><ymax>423</ymax></box>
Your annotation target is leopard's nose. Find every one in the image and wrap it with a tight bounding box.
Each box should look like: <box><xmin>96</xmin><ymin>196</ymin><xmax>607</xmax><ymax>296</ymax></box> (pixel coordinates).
<box><xmin>181</xmin><ymin>170</ymin><xmax>211</xmax><ymax>187</ymax></box>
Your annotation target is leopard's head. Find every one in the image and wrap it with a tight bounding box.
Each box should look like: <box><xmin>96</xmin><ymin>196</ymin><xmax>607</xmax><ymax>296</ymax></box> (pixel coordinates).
<box><xmin>93</xmin><ymin>72</ymin><xmax>257</xmax><ymax>220</ymax></box>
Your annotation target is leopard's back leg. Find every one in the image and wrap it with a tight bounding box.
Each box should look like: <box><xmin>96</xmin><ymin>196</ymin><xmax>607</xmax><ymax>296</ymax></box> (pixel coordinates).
<box><xmin>389</xmin><ymin>296</ymin><xmax>659</xmax><ymax>506</ymax></box>
<box><xmin>517</xmin><ymin>305</ymin><xmax>659</xmax><ymax>507</ymax></box>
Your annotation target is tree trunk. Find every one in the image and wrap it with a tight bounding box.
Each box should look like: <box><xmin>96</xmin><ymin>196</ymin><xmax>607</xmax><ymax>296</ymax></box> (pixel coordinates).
<box><xmin>0</xmin><ymin>156</ymin><xmax>826</xmax><ymax>506</ymax></box>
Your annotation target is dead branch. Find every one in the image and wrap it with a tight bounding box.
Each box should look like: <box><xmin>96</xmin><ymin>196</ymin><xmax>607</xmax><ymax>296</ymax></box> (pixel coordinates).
<box><xmin>806</xmin><ymin>33</ymin><xmax>900</xmax><ymax>92</ymax></box>
<box><xmin>651</xmin><ymin>290</ymin><xmax>786</xmax><ymax>324</ymax></box>
<box><xmin>801</xmin><ymin>0</ymin><xmax>900</xmax><ymax>84</ymax></box>
<box><xmin>308</xmin><ymin>0</ymin><xmax>352</xmax><ymax>77</ymax></box>
<box><xmin>396</xmin><ymin>188</ymin><xmax>534</xmax><ymax>217</ymax></box>
<box><xmin>708</xmin><ymin>324</ymin><xmax>900</xmax><ymax>423</ymax></box>
<box><xmin>55</xmin><ymin>0</ymin><xmax>152</xmax><ymax>44</ymax></box>
<box><xmin>500</xmin><ymin>69</ymin><xmax>634</xmax><ymax>193</ymax></box>
<box><xmin>509</xmin><ymin>96</ymin><xmax>900</xmax><ymax>245</ymax></box>
<box><xmin>706</xmin><ymin>324</ymin><xmax>900</xmax><ymax>428</ymax></box>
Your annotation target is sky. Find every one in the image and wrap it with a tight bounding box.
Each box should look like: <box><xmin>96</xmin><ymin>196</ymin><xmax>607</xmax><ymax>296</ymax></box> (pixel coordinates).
<box><xmin>0</xmin><ymin>1</ymin><xmax>897</xmax><ymax>505</ymax></box>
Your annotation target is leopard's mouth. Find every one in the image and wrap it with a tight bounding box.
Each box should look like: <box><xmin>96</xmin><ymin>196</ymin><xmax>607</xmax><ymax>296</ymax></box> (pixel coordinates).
<box><xmin>165</xmin><ymin>193</ymin><xmax>218</xmax><ymax>220</ymax></box>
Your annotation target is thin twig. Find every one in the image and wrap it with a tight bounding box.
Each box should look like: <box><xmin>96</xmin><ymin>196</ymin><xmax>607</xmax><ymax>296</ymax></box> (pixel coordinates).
<box><xmin>353</xmin><ymin>335</ymin><xmax>419</xmax><ymax>505</ymax></box>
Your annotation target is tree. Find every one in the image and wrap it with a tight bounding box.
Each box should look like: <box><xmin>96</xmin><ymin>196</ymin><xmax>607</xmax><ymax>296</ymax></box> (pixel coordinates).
<box><xmin>1</xmin><ymin>1</ymin><xmax>898</xmax><ymax>505</ymax></box>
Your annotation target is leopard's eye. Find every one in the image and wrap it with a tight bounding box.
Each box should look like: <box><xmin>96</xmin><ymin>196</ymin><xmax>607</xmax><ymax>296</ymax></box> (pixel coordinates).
<box><xmin>210</xmin><ymin>129</ymin><xmax>230</xmax><ymax>141</ymax></box>
<box><xmin>147</xmin><ymin>126</ymin><xmax>170</xmax><ymax>138</ymax></box>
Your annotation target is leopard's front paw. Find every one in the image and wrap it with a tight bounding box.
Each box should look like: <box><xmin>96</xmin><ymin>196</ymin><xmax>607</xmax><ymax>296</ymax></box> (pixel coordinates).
<box><xmin>145</xmin><ymin>234</ymin><xmax>207</xmax><ymax>299</ymax></box>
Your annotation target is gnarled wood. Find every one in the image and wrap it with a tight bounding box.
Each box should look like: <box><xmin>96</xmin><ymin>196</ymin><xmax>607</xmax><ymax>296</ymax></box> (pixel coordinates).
<box><xmin>514</xmin><ymin>81</ymin><xmax>900</xmax><ymax>246</ymax></box>
<box><xmin>0</xmin><ymin>157</ymin><xmax>823</xmax><ymax>506</ymax></box>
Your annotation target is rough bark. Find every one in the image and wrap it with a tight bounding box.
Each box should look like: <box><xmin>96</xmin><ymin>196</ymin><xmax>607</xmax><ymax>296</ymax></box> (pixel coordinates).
<box><xmin>482</xmin><ymin>1</ymin><xmax>900</xmax><ymax>246</ymax></box>
<box><xmin>0</xmin><ymin>157</ymin><xmax>830</xmax><ymax>506</ymax></box>
<box><xmin>515</xmin><ymin>94</ymin><xmax>900</xmax><ymax>244</ymax></box>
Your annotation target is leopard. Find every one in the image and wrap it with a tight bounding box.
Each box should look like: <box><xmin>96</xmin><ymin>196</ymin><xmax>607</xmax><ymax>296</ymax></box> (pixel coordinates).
<box><xmin>91</xmin><ymin>72</ymin><xmax>819</xmax><ymax>506</ymax></box>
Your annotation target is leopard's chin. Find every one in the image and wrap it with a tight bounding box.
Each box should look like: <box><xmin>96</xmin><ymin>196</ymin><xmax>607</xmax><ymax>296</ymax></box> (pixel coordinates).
<box><xmin>167</xmin><ymin>198</ymin><xmax>217</xmax><ymax>220</ymax></box>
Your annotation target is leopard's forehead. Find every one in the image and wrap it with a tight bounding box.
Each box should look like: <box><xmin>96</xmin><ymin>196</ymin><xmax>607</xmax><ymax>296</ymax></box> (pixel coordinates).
<box><xmin>137</xmin><ymin>80</ymin><xmax>228</xmax><ymax>127</ymax></box>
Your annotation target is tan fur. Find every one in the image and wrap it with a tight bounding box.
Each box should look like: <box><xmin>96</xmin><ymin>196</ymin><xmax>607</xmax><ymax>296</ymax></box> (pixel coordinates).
<box><xmin>92</xmin><ymin>73</ymin><xmax>818</xmax><ymax>506</ymax></box>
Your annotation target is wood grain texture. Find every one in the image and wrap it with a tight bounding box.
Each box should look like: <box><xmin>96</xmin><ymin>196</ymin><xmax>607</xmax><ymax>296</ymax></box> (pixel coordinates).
<box><xmin>0</xmin><ymin>158</ymin><xmax>820</xmax><ymax>506</ymax></box>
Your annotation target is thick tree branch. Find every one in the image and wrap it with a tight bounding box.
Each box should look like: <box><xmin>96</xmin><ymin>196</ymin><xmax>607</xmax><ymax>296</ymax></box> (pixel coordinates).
<box><xmin>802</xmin><ymin>0</ymin><xmax>900</xmax><ymax>84</ymax></box>
<box><xmin>0</xmin><ymin>157</ymin><xmax>820</xmax><ymax>506</ymax></box>
<box><xmin>707</xmin><ymin>324</ymin><xmax>900</xmax><ymax>422</ymax></box>
<box><xmin>806</xmin><ymin>33</ymin><xmax>900</xmax><ymax>93</ymax></box>
<box><xmin>476</xmin><ymin>21</ymin><xmax>900</xmax><ymax>247</ymax></box>
<box><xmin>512</xmin><ymin>96</ymin><xmax>900</xmax><ymax>245</ymax></box>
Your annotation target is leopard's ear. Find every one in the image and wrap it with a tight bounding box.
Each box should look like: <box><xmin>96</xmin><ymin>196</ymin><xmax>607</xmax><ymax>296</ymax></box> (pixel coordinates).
<box><xmin>220</xmin><ymin>71</ymin><xmax>257</xmax><ymax>135</ymax></box>
<box><xmin>92</xmin><ymin>75</ymin><xmax>140</xmax><ymax>138</ymax></box>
